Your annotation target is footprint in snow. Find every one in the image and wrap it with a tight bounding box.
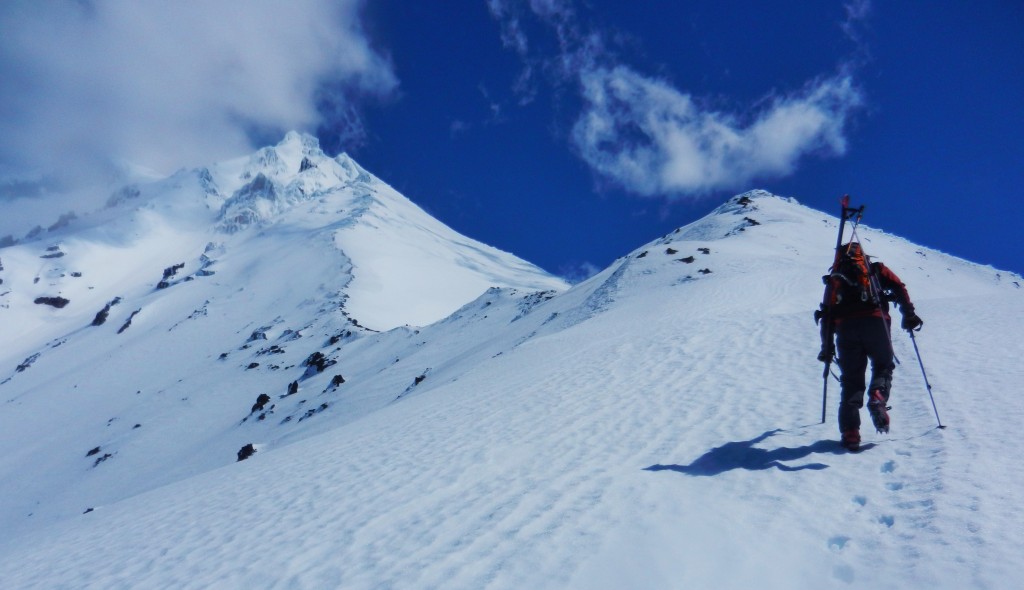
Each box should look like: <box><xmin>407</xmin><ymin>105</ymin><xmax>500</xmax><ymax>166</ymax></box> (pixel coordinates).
<box><xmin>880</xmin><ymin>460</ymin><xmax>896</xmax><ymax>473</ymax></box>
<box><xmin>886</xmin><ymin>482</ymin><xmax>905</xmax><ymax>491</ymax></box>
<box><xmin>878</xmin><ymin>515</ymin><xmax>895</xmax><ymax>528</ymax></box>
<box><xmin>828</xmin><ymin>536</ymin><xmax>851</xmax><ymax>551</ymax></box>
<box><xmin>852</xmin><ymin>495</ymin><xmax>867</xmax><ymax>507</ymax></box>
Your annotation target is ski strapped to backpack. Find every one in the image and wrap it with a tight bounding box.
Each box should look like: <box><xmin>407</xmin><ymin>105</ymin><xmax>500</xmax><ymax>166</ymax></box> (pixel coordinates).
<box><xmin>815</xmin><ymin>195</ymin><xmax>862</xmax><ymax>423</ymax></box>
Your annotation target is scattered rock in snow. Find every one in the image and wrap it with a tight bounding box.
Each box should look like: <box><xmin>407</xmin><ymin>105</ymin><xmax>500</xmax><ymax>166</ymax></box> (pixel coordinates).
<box><xmin>34</xmin><ymin>296</ymin><xmax>70</xmax><ymax>308</ymax></box>
<box><xmin>246</xmin><ymin>362</ymin><xmax>260</xmax><ymax>370</ymax></box>
<box><xmin>323</xmin><ymin>374</ymin><xmax>346</xmax><ymax>393</ymax></box>
<box><xmin>196</xmin><ymin>252</ymin><xmax>217</xmax><ymax>277</ymax></box>
<box><xmin>251</xmin><ymin>393</ymin><xmax>271</xmax><ymax>413</ymax></box>
<box><xmin>636</xmin><ymin>251</ymin><xmax>648</xmax><ymax>259</ymax></box>
<box><xmin>91</xmin><ymin>297</ymin><xmax>122</xmax><ymax>326</ymax></box>
<box><xmin>162</xmin><ymin>263</ymin><xmax>185</xmax><ymax>280</ymax></box>
<box><xmin>117</xmin><ymin>309</ymin><xmax>141</xmax><ymax>334</ymax></box>
<box><xmin>677</xmin><ymin>256</ymin><xmax>695</xmax><ymax>264</ymax></box>
<box><xmin>297</xmin><ymin>402</ymin><xmax>330</xmax><ymax>422</ymax></box>
<box><xmin>40</xmin><ymin>244</ymin><xmax>65</xmax><ymax>258</ymax></box>
<box><xmin>257</xmin><ymin>344</ymin><xmax>286</xmax><ymax>355</ymax></box>
<box><xmin>157</xmin><ymin>263</ymin><xmax>186</xmax><ymax>289</ymax></box>
<box><xmin>665</xmin><ymin>248</ymin><xmax>678</xmax><ymax>255</ymax></box>
<box><xmin>328</xmin><ymin>331</ymin><xmax>353</xmax><ymax>345</ymax></box>
<box><xmin>248</xmin><ymin>329</ymin><xmax>269</xmax><ymax>342</ymax></box>
<box><xmin>699</xmin><ymin>268</ymin><xmax>713</xmax><ymax>275</ymax></box>
<box><xmin>236</xmin><ymin>444</ymin><xmax>257</xmax><ymax>462</ymax></box>
<box><xmin>86</xmin><ymin>446</ymin><xmax>101</xmax><ymax>457</ymax></box>
<box><xmin>302</xmin><ymin>352</ymin><xmax>336</xmax><ymax>378</ymax></box>
<box><xmin>698</xmin><ymin>247</ymin><xmax>711</xmax><ymax>255</ymax></box>
<box><xmin>16</xmin><ymin>353</ymin><xmax>41</xmax><ymax>373</ymax></box>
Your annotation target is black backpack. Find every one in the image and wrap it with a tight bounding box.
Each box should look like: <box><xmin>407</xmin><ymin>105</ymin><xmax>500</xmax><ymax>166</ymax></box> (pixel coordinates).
<box><xmin>825</xmin><ymin>242</ymin><xmax>883</xmax><ymax>313</ymax></box>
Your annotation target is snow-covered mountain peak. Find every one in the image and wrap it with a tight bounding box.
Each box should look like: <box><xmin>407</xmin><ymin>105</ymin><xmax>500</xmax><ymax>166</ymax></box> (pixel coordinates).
<box><xmin>243</xmin><ymin>131</ymin><xmax>326</xmax><ymax>181</ymax></box>
<box><xmin>1</xmin><ymin>181</ymin><xmax>1022</xmax><ymax>588</ymax></box>
<box><xmin>208</xmin><ymin>134</ymin><xmax>400</xmax><ymax>234</ymax></box>
<box><xmin>0</xmin><ymin>133</ymin><xmax>568</xmax><ymax>343</ymax></box>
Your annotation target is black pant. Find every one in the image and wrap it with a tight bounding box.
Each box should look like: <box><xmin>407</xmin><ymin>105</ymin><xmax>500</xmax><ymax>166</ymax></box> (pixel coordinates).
<box><xmin>836</xmin><ymin>316</ymin><xmax>894</xmax><ymax>433</ymax></box>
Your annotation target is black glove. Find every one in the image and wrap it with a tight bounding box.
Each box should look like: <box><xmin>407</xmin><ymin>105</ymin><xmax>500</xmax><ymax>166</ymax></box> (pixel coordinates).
<box><xmin>817</xmin><ymin>345</ymin><xmax>834</xmax><ymax>363</ymax></box>
<box><xmin>901</xmin><ymin>313</ymin><xmax>923</xmax><ymax>331</ymax></box>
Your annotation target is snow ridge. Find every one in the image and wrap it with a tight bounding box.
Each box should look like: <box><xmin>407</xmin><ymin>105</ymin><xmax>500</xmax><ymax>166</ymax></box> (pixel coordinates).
<box><xmin>1</xmin><ymin>159</ymin><xmax>1022</xmax><ymax>588</ymax></box>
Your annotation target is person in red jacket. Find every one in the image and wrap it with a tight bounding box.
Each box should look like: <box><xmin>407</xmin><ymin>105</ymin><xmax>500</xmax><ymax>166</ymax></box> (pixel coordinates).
<box><xmin>817</xmin><ymin>242</ymin><xmax>923</xmax><ymax>451</ymax></box>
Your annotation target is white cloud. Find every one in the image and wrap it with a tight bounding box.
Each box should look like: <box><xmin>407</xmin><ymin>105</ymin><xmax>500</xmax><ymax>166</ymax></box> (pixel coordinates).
<box><xmin>572</xmin><ymin>66</ymin><xmax>861</xmax><ymax>196</ymax></box>
<box><xmin>487</xmin><ymin>1</ymin><xmax>865</xmax><ymax>197</ymax></box>
<box><xmin>0</xmin><ymin>0</ymin><xmax>396</xmax><ymax>182</ymax></box>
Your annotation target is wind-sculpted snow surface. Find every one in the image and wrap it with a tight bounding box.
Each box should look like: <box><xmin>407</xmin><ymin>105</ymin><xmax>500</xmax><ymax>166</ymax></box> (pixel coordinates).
<box><xmin>1</xmin><ymin>188</ymin><xmax>1022</xmax><ymax>588</ymax></box>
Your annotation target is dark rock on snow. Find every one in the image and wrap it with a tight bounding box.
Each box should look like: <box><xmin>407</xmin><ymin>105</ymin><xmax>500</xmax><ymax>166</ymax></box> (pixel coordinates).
<box><xmin>251</xmin><ymin>393</ymin><xmax>271</xmax><ymax>413</ymax></box>
<box><xmin>117</xmin><ymin>309</ymin><xmax>141</xmax><ymax>334</ymax></box>
<box><xmin>34</xmin><ymin>296</ymin><xmax>70</xmax><ymax>308</ymax></box>
<box><xmin>237</xmin><ymin>444</ymin><xmax>257</xmax><ymax>462</ymax></box>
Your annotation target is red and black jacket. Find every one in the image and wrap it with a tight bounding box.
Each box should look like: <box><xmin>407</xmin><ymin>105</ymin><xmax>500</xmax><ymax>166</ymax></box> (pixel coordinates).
<box><xmin>822</xmin><ymin>261</ymin><xmax>914</xmax><ymax>325</ymax></box>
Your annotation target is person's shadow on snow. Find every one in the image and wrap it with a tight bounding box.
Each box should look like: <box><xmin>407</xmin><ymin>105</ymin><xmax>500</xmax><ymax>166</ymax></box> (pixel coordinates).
<box><xmin>644</xmin><ymin>429</ymin><xmax>868</xmax><ymax>476</ymax></box>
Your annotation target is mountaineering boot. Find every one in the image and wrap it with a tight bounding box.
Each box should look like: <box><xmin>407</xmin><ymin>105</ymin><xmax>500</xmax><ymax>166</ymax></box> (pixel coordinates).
<box><xmin>867</xmin><ymin>389</ymin><xmax>890</xmax><ymax>434</ymax></box>
<box><xmin>841</xmin><ymin>430</ymin><xmax>861</xmax><ymax>452</ymax></box>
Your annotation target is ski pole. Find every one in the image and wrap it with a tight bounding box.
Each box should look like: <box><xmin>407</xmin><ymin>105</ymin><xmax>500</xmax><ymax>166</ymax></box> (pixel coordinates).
<box><xmin>908</xmin><ymin>329</ymin><xmax>945</xmax><ymax>429</ymax></box>
<box><xmin>821</xmin><ymin>362</ymin><xmax>829</xmax><ymax>424</ymax></box>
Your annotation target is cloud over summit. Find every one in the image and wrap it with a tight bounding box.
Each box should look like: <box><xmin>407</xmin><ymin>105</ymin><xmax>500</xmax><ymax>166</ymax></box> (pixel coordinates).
<box><xmin>0</xmin><ymin>0</ymin><xmax>396</xmax><ymax>181</ymax></box>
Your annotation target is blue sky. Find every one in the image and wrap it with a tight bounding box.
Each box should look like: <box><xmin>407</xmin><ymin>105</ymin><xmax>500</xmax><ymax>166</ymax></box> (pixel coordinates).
<box><xmin>349</xmin><ymin>1</ymin><xmax>1023</xmax><ymax>279</ymax></box>
<box><xmin>1</xmin><ymin>1</ymin><xmax>1021</xmax><ymax>279</ymax></box>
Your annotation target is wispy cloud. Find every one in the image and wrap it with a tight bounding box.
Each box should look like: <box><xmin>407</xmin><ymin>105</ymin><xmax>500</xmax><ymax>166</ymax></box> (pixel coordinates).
<box><xmin>487</xmin><ymin>0</ymin><xmax>865</xmax><ymax>197</ymax></box>
<box><xmin>0</xmin><ymin>0</ymin><xmax>396</xmax><ymax>182</ymax></box>
<box><xmin>558</xmin><ymin>260</ymin><xmax>601</xmax><ymax>284</ymax></box>
<box><xmin>842</xmin><ymin>0</ymin><xmax>872</xmax><ymax>42</ymax></box>
<box><xmin>573</xmin><ymin>67</ymin><xmax>862</xmax><ymax>196</ymax></box>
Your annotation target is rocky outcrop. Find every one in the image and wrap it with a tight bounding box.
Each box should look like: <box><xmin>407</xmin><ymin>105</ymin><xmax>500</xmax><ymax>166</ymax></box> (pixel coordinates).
<box><xmin>34</xmin><ymin>296</ymin><xmax>70</xmax><ymax>308</ymax></box>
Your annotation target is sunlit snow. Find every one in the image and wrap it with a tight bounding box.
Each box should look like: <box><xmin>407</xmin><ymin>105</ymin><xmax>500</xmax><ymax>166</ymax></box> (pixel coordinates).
<box><xmin>1</xmin><ymin>140</ymin><xmax>1021</xmax><ymax>589</ymax></box>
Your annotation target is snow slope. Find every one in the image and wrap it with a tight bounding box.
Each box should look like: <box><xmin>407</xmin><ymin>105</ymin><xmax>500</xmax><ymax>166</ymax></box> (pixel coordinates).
<box><xmin>0</xmin><ymin>133</ymin><xmax>566</xmax><ymax>542</ymax></box>
<box><xmin>1</xmin><ymin>190</ymin><xmax>1022</xmax><ymax>589</ymax></box>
